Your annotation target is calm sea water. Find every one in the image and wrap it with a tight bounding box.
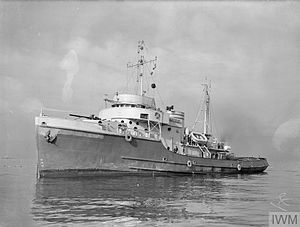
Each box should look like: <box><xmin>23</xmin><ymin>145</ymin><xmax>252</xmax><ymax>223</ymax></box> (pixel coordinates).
<box><xmin>0</xmin><ymin>158</ymin><xmax>299</xmax><ymax>227</ymax></box>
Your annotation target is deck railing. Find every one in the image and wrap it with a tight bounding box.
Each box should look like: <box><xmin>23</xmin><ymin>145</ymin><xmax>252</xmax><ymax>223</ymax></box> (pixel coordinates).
<box><xmin>40</xmin><ymin>107</ymin><xmax>161</xmax><ymax>141</ymax></box>
<box><xmin>99</xmin><ymin>121</ymin><xmax>160</xmax><ymax>140</ymax></box>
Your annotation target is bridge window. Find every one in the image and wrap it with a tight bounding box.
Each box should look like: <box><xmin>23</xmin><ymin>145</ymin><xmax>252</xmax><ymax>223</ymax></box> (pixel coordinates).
<box><xmin>140</xmin><ymin>113</ymin><xmax>148</xmax><ymax>119</ymax></box>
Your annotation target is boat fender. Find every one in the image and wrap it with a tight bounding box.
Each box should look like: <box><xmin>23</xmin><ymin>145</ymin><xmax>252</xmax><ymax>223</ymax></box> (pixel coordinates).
<box><xmin>237</xmin><ymin>164</ymin><xmax>241</xmax><ymax>171</ymax></box>
<box><xmin>125</xmin><ymin>132</ymin><xmax>132</xmax><ymax>142</ymax></box>
<box><xmin>187</xmin><ymin>160</ymin><xmax>192</xmax><ymax>168</ymax></box>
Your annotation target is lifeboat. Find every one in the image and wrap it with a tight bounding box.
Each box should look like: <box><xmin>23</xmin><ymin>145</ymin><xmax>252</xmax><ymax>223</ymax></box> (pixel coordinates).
<box><xmin>190</xmin><ymin>131</ymin><xmax>208</xmax><ymax>143</ymax></box>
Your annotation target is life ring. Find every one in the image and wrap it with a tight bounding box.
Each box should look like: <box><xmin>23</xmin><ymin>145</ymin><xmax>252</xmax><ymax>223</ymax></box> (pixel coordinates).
<box><xmin>125</xmin><ymin>132</ymin><xmax>132</xmax><ymax>142</ymax></box>
<box><xmin>237</xmin><ymin>164</ymin><xmax>241</xmax><ymax>171</ymax></box>
<box><xmin>187</xmin><ymin>160</ymin><xmax>192</xmax><ymax>168</ymax></box>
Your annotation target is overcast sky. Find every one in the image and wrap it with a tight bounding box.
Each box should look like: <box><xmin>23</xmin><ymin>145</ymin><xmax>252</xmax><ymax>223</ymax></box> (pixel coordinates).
<box><xmin>0</xmin><ymin>1</ymin><xmax>299</xmax><ymax>161</ymax></box>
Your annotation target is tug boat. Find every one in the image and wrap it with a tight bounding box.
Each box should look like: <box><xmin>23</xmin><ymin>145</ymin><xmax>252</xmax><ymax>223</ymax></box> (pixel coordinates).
<box><xmin>35</xmin><ymin>41</ymin><xmax>268</xmax><ymax>178</ymax></box>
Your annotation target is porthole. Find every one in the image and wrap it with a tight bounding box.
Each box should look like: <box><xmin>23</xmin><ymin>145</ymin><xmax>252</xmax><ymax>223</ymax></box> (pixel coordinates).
<box><xmin>168</xmin><ymin>127</ymin><xmax>171</xmax><ymax>131</ymax></box>
<box><xmin>129</xmin><ymin>121</ymin><xmax>132</xmax><ymax>124</ymax></box>
<box><xmin>136</xmin><ymin>122</ymin><xmax>139</xmax><ymax>125</ymax></box>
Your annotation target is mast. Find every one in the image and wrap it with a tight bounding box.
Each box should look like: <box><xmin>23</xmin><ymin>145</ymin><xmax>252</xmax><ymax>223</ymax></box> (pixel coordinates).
<box><xmin>127</xmin><ymin>40</ymin><xmax>157</xmax><ymax>96</ymax></box>
<box><xmin>203</xmin><ymin>83</ymin><xmax>210</xmax><ymax>134</ymax></box>
<box><xmin>138</xmin><ymin>40</ymin><xmax>144</xmax><ymax>96</ymax></box>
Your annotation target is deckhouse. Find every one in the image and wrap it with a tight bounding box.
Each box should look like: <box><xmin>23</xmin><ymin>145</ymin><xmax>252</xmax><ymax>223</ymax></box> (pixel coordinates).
<box><xmin>98</xmin><ymin>92</ymin><xmax>185</xmax><ymax>153</ymax></box>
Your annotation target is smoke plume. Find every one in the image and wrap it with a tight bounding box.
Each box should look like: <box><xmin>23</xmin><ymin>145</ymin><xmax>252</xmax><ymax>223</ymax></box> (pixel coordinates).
<box><xmin>60</xmin><ymin>50</ymin><xmax>79</xmax><ymax>102</ymax></box>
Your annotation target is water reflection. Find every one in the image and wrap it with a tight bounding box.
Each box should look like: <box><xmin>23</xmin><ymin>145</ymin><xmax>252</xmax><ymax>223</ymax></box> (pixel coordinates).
<box><xmin>31</xmin><ymin>174</ymin><xmax>266</xmax><ymax>226</ymax></box>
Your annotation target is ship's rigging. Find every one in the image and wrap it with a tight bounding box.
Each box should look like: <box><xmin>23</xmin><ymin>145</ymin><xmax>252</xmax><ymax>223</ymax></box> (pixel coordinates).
<box><xmin>192</xmin><ymin>80</ymin><xmax>219</xmax><ymax>137</ymax></box>
<box><xmin>127</xmin><ymin>40</ymin><xmax>157</xmax><ymax>97</ymax></box>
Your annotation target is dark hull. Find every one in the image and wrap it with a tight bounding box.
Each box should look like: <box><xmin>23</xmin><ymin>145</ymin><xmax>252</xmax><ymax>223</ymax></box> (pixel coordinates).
<box><xmin>39</xmin><ymin>166</ymin><xmax>268</xmax><ymax>178</ymax></box>
<box><xmin>36</xmin><ymin>126</ymin><xmax>268</xmax><ymax>178</ymax></box>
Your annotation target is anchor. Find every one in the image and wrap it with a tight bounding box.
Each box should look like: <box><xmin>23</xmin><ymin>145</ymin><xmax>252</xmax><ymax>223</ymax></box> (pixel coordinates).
<box><xmin>44</xmin><ymin>129</ymin><xmax>58</xmax><ymax>144</ymax></box>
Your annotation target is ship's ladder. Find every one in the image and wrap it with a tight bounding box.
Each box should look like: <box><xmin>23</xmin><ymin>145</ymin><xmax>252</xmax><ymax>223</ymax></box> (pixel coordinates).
<box><xmin>198</xmin><ymin>145</ymin><xmax>211</xmax><ymax>158</ymax></box>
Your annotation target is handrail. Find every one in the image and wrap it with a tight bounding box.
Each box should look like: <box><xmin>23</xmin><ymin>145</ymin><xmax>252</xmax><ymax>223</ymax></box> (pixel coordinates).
<box><xmin>197</xmin><ymin>145</ymin><xmax>211</xmax><ymax>158</ymax></box>
<box><xmin>197</xmin><ymin>145</ymin><xmax>204</xmax><ymax>153</ymax></box>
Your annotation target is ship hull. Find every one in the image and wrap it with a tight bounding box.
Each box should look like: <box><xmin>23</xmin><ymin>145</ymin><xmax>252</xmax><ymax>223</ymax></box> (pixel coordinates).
<box><xmin>36</xmin><ymin>118</ymin><xmax>268</xmax><ymax>178</ymax></box>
